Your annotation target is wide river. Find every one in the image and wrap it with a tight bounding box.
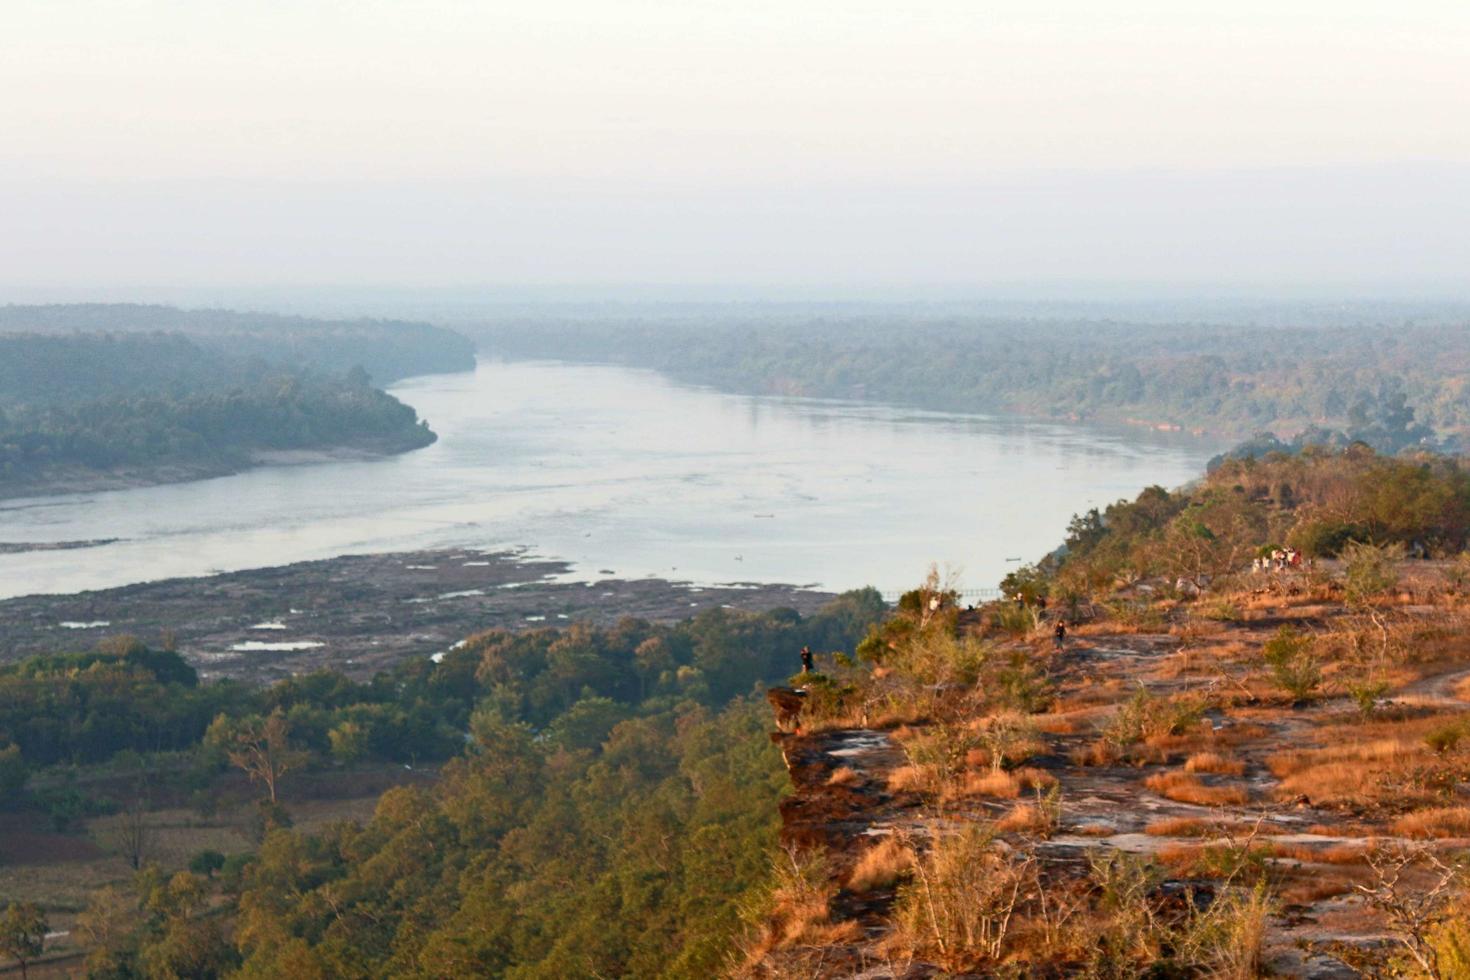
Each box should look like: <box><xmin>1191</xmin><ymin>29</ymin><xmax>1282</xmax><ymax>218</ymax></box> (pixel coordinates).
<box><xmin>0</xmin><ymin>360</ymin><xmax>1216</xmax><ymax>599</ymax></box>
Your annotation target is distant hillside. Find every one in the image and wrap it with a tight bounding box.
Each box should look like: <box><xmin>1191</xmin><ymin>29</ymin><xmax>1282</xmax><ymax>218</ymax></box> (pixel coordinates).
<box><xmin>0</xmin><ymin>305</ymin><xmax>475</xmax><ymax>498</ymax></box>
<box><xmin>0</xmin><ymin>303</ymin><xmax>476</xmax><ymax>388</ymax></box>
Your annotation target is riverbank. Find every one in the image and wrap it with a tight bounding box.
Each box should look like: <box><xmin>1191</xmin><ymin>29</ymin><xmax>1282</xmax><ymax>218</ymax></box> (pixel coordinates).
<box><xmin>0</xmin><ymin>433</ymin><xmax>436</xmax><ymax>503</ymax></box>
<box><xmin>0</xmin><ymin>548</ymin><xmax>836</xmax><ymax>685</ymax></box>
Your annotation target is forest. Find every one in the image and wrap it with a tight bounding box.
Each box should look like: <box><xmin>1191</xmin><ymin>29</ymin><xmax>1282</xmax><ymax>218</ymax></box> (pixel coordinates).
<box><xmin>0</xmin><ymin>305</ymin><xmax>476</xmax><ymax>495</ymax></box>
<box><xmin>0</xmin><ymin>305</ymin><xmax>476</xmax><ymax>388</ymax></box>
<box><xmin>474</xmin><ymin>313</ymin><xmax>1470</xmax><ymax>447</ymax></box>
<box><xmin>0</xmin><ymin>591</ymin><xmax>885</xmax><ymax>977</ymax></box>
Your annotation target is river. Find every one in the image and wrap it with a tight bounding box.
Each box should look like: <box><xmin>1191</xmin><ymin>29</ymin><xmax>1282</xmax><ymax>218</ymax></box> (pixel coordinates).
<box><xmin>0</xmin><ymin>359</ymin><xmax>1215</xmax><ymax>599</ymax></box>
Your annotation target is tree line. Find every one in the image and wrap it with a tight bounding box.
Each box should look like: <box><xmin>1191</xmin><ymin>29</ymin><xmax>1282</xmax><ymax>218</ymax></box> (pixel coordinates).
<box><xmin>475</xmin><ymin>314</ymin><xmax>1470</xmax><ymax>445</ymax></box>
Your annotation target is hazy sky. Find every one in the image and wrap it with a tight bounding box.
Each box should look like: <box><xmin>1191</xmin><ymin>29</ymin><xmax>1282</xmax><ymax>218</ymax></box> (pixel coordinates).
<box><xmin>4</xmin><ymin>1</ymin><xmax>1468</xmax><ymax>291</ymax></box>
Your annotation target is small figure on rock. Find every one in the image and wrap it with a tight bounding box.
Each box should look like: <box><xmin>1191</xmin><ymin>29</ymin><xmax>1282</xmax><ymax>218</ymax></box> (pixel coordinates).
<box><xmin>1053</xmin><ymin>621</ymin><xmax>1068</xmax><ymax>652</ymax></box>
<box><xmin>800</xmin><ymin>645</ymin><xmax>814</xmax><ymax>674</ymax></box>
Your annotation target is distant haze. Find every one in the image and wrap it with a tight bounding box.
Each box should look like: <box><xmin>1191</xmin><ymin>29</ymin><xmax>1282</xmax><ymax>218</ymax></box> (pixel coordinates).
<box><xmin>3</xmin><ymin>1</ymin><xmax>1467</xmax><ymax>292</ymax></box>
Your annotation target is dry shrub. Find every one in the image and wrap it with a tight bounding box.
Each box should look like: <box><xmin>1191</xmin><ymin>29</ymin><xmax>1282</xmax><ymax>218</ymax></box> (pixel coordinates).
<box><xmin>764</xmin><ymin>847</ymin><xmax>837</xmax><ymax>947</ymax></box>
<box><xmin>826</xmin><ymin>766</ymin><xmax>861</xmax><ymax>787</ymax></box>
<box><xmin>1144</xmin><ymin>770</ymin><xmax>1249</xmax><ymax>807</ymax></box>
<box><xmin>1392</xmin><ymin>806</ymin><xmax>1470</xmax><ymax>839</ymax></box>
<box><xmin>847</xmin><ymin>835</ymin><xmax>916</xmax><ymax>892</ymax></box>
<box><xmin>1185</xmin><ymin>751</ymin><xmax>1246</xmax><ymax>776</ymax></box>
<box><xmin>887</xmin><ymin>826</ymin><xmax>1032</xmax><ymax>970</ymax></box>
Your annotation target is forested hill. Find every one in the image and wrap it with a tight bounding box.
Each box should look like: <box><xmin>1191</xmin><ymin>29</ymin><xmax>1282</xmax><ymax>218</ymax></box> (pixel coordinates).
<box><xmin>0</xmin><ymin>304</ymin><xmax>476</xmax><ymax>387</ymax></box>
<box><xmin>0</xmin><ymin>306</ymin><xmax>475</xmax><ymax>497</ymax></box>
<box><xmin>473</xmin><ymin>313</ymin><xmax>1470</xmax><ymax>444</ymax></box>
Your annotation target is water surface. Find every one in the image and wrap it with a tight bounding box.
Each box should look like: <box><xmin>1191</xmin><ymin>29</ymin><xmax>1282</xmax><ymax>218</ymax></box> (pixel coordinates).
<box><xmin>0</xmin><ymin>360</ymin><xmax>1214</xmax><ymax>598</ymax></box>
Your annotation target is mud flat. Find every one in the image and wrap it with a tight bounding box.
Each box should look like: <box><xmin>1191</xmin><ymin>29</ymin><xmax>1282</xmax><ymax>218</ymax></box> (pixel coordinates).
<box><xmin>0</xmin><ymin>549</ymin><xmax>834</xmax><ymax>684</ymax></box>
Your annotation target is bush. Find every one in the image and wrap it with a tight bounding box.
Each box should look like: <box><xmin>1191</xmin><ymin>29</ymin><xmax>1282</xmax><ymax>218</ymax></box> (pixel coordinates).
<box><xmin>1288</xmin><ymin>518</ymin><xmax>1368</xmax><ymax>558</ymax></box>
<box><xmin>1343</xmin><ymin>541</ymin><xmax>1403</xmax><ymax>606</ymax></box>
<box><xmin>889</xmin><ymin>827</ymin><xmax>1029</xmax><ymax>969</ymax></box>
<box><xmin>1262</xmin><ymin>626</ymin><xmax>1321</xmax><ymax>701</ymax></box>
<box><xmin>188</xmin><ymin>850</ymin><xmax>227</xmax><ymax>877</ymax></box>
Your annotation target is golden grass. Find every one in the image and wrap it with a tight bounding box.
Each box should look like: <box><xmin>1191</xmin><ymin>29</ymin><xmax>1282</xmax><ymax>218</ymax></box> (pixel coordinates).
<box><xmin>847</xmin><ymin>836</ymin><xmax>916</xmax><ymax>891</ymax></box>
<box><xmin>1185</xmin><ymin>751</ymin><xmax>1247</xmax><ymax>776</ymax></box>
<box><xmin>1391</xmin><ymin>806</ymin><xmax>1470</xmax><ymax>839</ymax></box>
<box><xmin>994</xmin><ymin>803</ymin><xmax>1049</xmax><ymax>834</ymax></box>
<box><xmin>826</xmin><ymin>766</ymin><xmax>861</xmax><ymax>787</ymax></box>
<box><xmin>1071</xmin><ymin>823</ymin><xmax>1116</xmax><ymax>836</ymax></box>
<box><xmin>1144</xmin><ymin>816</ymin><xmax>1213</xmax><ymax>837</ymax></box>
<box><xmin>962</xmin><ymin>770</ymin><xmax>1021</xmax><ymax>798</ymax></box>
<box><xmin>1268</xmin><ymin>841</ymin><xmax>1373</xmax><ymax>865</ymax></box>
<box><xmin>1143</xmin><ymin>770</ymin><xmax>1250</xmax><ymax>807</ymax></box>
<box><xmin>1270</xmin><ymin>740</ymin><xmax>1417</xmax><ymax>775</ymax></box>
<box><xmin>957</xmin><ymin>767</ymin><xmax>1056</xmax><ymax>799</ymax></box>
<box><xmin>886</xmin><ymin>765</ymin><xmax>935</xmax><ymax>794</ymax></box>
<box><xmin>1032</xmin><ymin>713</ymin><xmax>1086</xmax><ymax>735</ymax></box>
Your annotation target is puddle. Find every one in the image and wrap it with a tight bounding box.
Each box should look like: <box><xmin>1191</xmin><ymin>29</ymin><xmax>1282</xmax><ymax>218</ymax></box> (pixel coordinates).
<box><xmin>230</xmin><ymin>640</ymin><xmax>325</xmax><ymax>652</ymax></box>
<box><xmin>58</xmin><ymin>620</ymin><xmax>110</xmax><ymax>629</ymax></box>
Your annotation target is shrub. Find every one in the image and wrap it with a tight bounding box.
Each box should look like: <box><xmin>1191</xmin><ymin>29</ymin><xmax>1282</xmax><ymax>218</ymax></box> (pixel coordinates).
<box><xmin>888</xmin><ymin>827</ymin><xmax>1030</xmax><ymax>969</ymax></box>
<box><xmin>1103</xmin><ymin>688</ymin><xmax>1206</xmax><ymax>750</ymax></box>
<box><xmin>988</xmin><ymin>650</ymin><xmax>1055</xmax><ymax>713</ymax></box>
<box><xmin>188</xmin><ymin>850</ymin><xmax>227</xmax><ymax>877</ymax></box>
<box><xmin>1343</xmin><ymin>540</ymin><xmax>1403</xmax><ymax>606</ymax></box>
<box><xmin>1262</xmin><ymin>626</ymin><xmax>1321</xmax><ymax>701</ymax></box>
<box><xmin>1426</xmin><ymin>719</ymin><xmax>1470</xmax><ymax>755</ymax></box>
<box><xmin>1348</xmin><ymin>677</ymin><xmax>1392</xmax><ymax>718</ymax></box>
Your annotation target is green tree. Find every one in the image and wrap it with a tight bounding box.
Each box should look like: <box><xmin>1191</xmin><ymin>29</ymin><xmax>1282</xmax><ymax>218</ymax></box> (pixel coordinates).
<box><xmin>0</xmin><ymin>902</ymin><xmax>47</xmax><ymax>980</ymax></box>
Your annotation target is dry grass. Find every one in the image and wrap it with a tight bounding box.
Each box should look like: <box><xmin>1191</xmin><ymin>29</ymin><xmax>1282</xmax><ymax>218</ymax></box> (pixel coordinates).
<box><xmin>1266</xmin><ymin>733</ymin><xmax>1439</xmax><ymax>805</ymax></box>
<box><xmin>1144</xmin><ymin>816</ymin><xmax>1214</xmax><ymax>837</ymax></box>
<box><xmin>847</xmin><ymin>835</ymin><xmax>916</xmax><ymax>891</ymax></box>
<box><xmin>887</xmin><ymin>764</ymin><xmax>937</xmax><ymax>795</ymax></box>
<box><xmin>1391</xmin><ymin>806</ymin><xmax>1470</xmax><ymax>839</ymax></box>
<box><xmin>1185</xmin><ymin>751</ymin><xmax>1246</xmax><ymax>776</ymax></box>
<box><xmin>994</xmin><ymin>803</ymin><xmax>1050</xmax><ymax>834</ymax></box>
<box><xmin>1032</xmin><ymin>713</ymin><xmax>1086</xmax><ymax>735</ymax></box>
<box><xmin>1143</xmin><ymin>770</ymin><xmax>1250</xmax><ymax>807</ymax></box>
<box><xmin>1268</xmin><ymin>841</ymin><xmax>1374</xmax><ymax>865</ymax></box>
<box><xmin>957</xmin><ymin>766</ymin><xmax>1055</xmax><ymax>799</ymax></box>
<box><xmin>1278</xmin><ymin>876</ymin><xmax>1356</xmax><ymax>904</ymax></box>
<box><xmin>1070</xmin><ymin>824</ymin><xmax>1116</xmax><ymax>836</ymax></box>
<box><xmin>826</xmin><ymin>766</ymin><xmax>861</xmax><ymax>787</ymax></box>
<box><xmin>962</xmin><ymin>770</ymin><xmax>1021</xmax><ymax>798</ymax></box>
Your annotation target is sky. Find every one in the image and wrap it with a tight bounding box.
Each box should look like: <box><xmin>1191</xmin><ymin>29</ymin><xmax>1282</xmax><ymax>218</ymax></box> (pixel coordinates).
<box><xmin>3</xmin><ymin>0</ymin><xmax>1468</xmax><ymax>293</ymax></box>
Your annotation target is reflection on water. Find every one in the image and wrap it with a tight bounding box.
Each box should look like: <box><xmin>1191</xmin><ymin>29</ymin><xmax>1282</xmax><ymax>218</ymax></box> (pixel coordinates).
<box><xmin>0</xmin><ymin>360</ymin><xmax>1214</xmax><ymax>598</ymax></box>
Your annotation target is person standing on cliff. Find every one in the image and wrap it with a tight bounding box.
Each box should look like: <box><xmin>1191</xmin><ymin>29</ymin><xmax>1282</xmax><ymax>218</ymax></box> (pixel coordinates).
<box><xmin>800</xmin><ymin>646</ymin><xmax>814</xmax><ymax>673</ymax></box>
<box><xmin>1053</xmin><ymin>621</ymin><xmax>1067</xmax><ymax>652</ymax></box>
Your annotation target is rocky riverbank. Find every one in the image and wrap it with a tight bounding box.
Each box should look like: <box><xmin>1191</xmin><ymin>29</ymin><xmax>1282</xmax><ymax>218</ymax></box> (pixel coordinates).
<box><xmin>0</xmin><ymin>549</ymin><xmax>835</xmax><ymax>684</ymax></box>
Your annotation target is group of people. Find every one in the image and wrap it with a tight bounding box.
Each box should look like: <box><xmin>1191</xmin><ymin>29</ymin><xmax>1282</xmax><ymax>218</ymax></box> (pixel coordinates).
<box><xmin>1253</xmin><ymin>548</ymin><xmax>1303</xmax><ymax>573</ymax></box>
